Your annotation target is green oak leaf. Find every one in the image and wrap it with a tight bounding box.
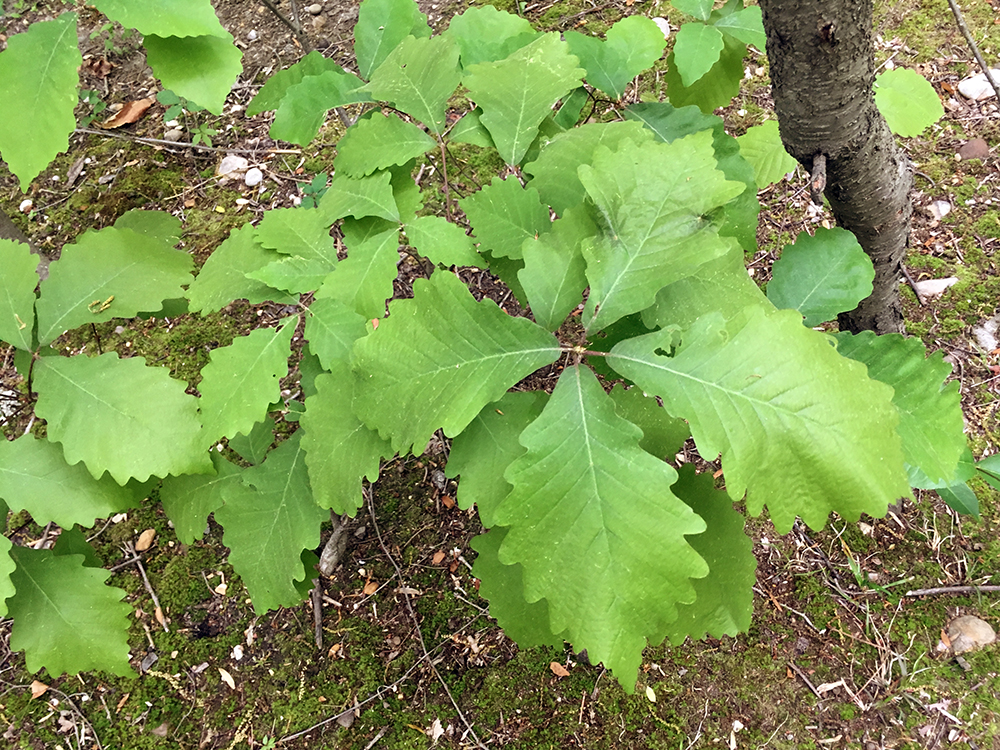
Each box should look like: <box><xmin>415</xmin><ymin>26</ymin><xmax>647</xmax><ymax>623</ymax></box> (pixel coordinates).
<box><xmin>247</xmin><ymin>51</ymin><xmax>345</xmax><ymax>115</ymax></box>
<box><xmin>553</xmin><ymin>87</ymin><xmax>589</xmax><ymax>129</ymax></box>
<box><xmin>936</xmin><ymin>483</ymin><xmax>979</xmax><ymax>518</ymax></box>
<box><xmin>607</xmin><ymin>384</ymin><xmax>690</xmax><ymax>460</ymax></box>
<box><xmin>673</xmin><ymin>23</ymin><xmax>725</xmax><ymax>87</ymax></box>
<box><xmin>351</xmin><ymin>271</ymin><xmax>561</xmax><ymax>454</ymax></box>
<box><xmin>564</xmin><ymin>16</ymin><xmax>666</xmax><ymax>99</ymax></box>
<box><xmin>34</xmin><ymin>353</ymin><xmax>212</xmax><ymax>484</ymax></box>
<box><xmin>52</xmin><ymin>527</ymin><xmax>103</xmax><ymax>568</ymax></box>
<box><xmin>661</xmin><ymin>465</ymin><xmax>755</xmax><ymax>645</ymax></box>
<box><xmin>0</xmin><ymin>14</ymin><xmax>81</xmax><ymax>190</ymax></box>
<box><xmin>7</xmin><ymin>547</ymin><xmax>132</xmax><ymax>677</ymax></box>
<box><xmin>335</xmin><ymin>112</ymin><xmax>437</xmax><ymax>177</ymax></box>
<box><xmin>0</xmin><ymin>238</ymin><xmax>38</xmax><ymax>350</ymax></box>
<box><xmin>229</xmin><ymin>416</ymin><xmax>277</xmax><ymax>466</ymax></box>
<box><xmin>36</xmin><ymin>225</ymin><xmax>193</xmax><ymax>345</ymax></box>
<box><xmin>672</xmin><ymin>0</ymin><xmax>713</xmax><ymax>21</ymax></box>
<box><xmin>91</xmin><ymin>0</ymin><xmax>228</xmax><ymax>37</ymax></box>
<box><xmin>445</xmin><ymin>390</ymin><xmax>547</xmax><ymax>527</ymax></box>
<box><xmin>464</xmin><ymin>33</ymin><xmax>585</xmax><ymax>165</ymax></box>
<box><xmin>316</xmin><ymin>218</ymin><xmax>399</xmax><ymax>319</ymax></box>
<box><xmin>736</xmin><ymin>120</ymin><xmax>797</xmax><ymax>188</ymax></box>
<box><xmin>495</xmin><ymin>365</ymin><xmax>707</xmax><ymax>690</ymax></box>
<box><xmin>197</xmin><ymin>319</ymin><xmax>295</xmax><ymax>443</ymax></box>
<box><xmin>470</xmin><ymin>527</ymin><xmax>563</xmax><ymax>648</ymax></box>
<box><xmin>303</xmin><ymin>297</ymin><xmax>368</xmax><ymax>370</ymax></box>
<box><xmin>317</xmin><ymin>170</ymin><xmax>400</xmax><ymax>224</ymax></box>
<box><xmin>114</xmin><ymin>209</ymin><xmax>182</xmax><ymax>245</ymax></box>
<box><xmin>0</xmin><ymin>535</ymin><xmax>13</xmax><ymax>617</ymax></box>
<box><xmin>642</xmin><ymin>238</ymin><xmax>771</xmax><ymax>332</ymax></box>
<box><xmin>458</xmin><ymin>176</ymin><xmax>550</xmax><ymax>260</ymax></box>
<box><xmin>405</xmin><ymin>215</ymin><xmax>481</xmax><ymax>268</ymax></box>
<box><xmin>713</xmin><ymin>6</ymin><xmax>766</xmax><ymax>49</ymax></box>
<box><xmin>874</xmin><ymin>68</ymin><xmax>944</xmax><ymax>138</ymax></box>
<box><xmin>364</xmin><ymin>35</ymin><xmax>460</xmax><ymax>135</ymax></box>
<box><xmin>38</xmin><ymin>231</ymin><xmax>189</xmax><ymax>333</ymax></box>
<box><xmin>834</xmin><ymin>331</ymin><xmax>965</xmax><ymax>487</ymax></box>
<box><xmin>767</xmin><ymin>228</ymin><xmax>874</xmax><ymax>327</ymax></box>
<box><xmin>624</xmin><ymin>101</ymin><xmax>759</xmax><ymax>253</ymax></box>
<box><xmin>144</xmin><ymin>33</ymin><xmax>242</xmax><ymax>115</ymax></box>
<box><xmin>301</xmin><ymin>364</ymin><xmax>391</xmax><ymax>515</ymax></box>
<box><xmin>254</xmin><ymin>207</ymin><xmax>337</xmax><ymax>264</ymax></box>
<box><xmin>579</xmin><ymin>132</ymin><xmax>744</xmax><ymax>332</ymax></box>
<box><xmin>445</xmin><ymin>5</ymin><xmax>540</xmax><ymax>68</ymax></box>
<box><xmin>448</xmin><ymin>108</ymin><xmax>495</xmax><ymax>148</ymax></box>
<box><xmin>354</xmin><ymin>0</ymin><xmax>431</xmax><ymax>80</ymax></box>
<box><xmin>217</xmin><ymin>432</ymin><xmax>326</xmax><ymax>613</ymax></box>
<box><xmin>0</xmin><ymin>436</ymin><xmax>140</xmax><ymax>528</ymax></box>
<box><xmin>246</xmin><ymin>256</ymin><xmax>331</xmax><ymax>293</ymax></box>
<box><xmin>187</xmin><ymin>224</ymin><xmax>297</xmax><ymax>314</ymax></box>
<box><xmin>610</xmin><ymin>306</ymin><xmax>911</xmax><ymax>532</ymax></box>
<box><xmin>665</xmin><ymin>35</ymin><xmax>745</xmax><ymax>114</ymax></box>
<box><xmin>523</xmin><ymin>120</ymin><xmax>654</xmax><ymax>215</ymax></box>
<box><xmin>270</xmin><ymin>69</ymin><xmax>368</xmax><ymax>145</ymax></box>
<box><xmin>160</xmin><ymin>452</ymin><xmax>242</xmax><ymax>544</ymax></box>
<box><xmin>518</xmin><ymin>205</ymin><xmax>593</xmax><ymax>331</ymax></box>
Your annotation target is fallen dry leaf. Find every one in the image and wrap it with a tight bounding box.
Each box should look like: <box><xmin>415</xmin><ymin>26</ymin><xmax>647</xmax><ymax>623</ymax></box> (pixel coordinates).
<box><xmin>136</xmin><ymin>528</ymin><xmax>156</xmax><ymax>551</ymax></box>
<box><xmin>98</xmin><ymin>98</ymin><xmax>153</xmax><ymax>129</ymax></box>
<box><xmin>431</xmin><ymin>550</ymin><xmax>446</xmax><ymax>565</ymax></box>
<box><xmin>30</xmin><ymin>680</ymin><xmax>49</xmax><ymax>699</ymax></box>
<box><xmin>426</xmin><ymin>718</ymin><xmax>445</xmax><ymax>742</ymax></box>
<box><xmin>83</xmin><ymin>57</ymin><xmax>114</xmax><ymax>77</ymax></box>
<box><xmin>441</xmin><ymin>494</ymin><xmax>455</xmax><ymax>509</ymax></box>
<box><xmin>362</xmin><ymin>580</ymin><xmax>378</xmax><ymax>596</ymax></box>
<box><xmin>219</xmin><ymin>667</ymin><xmax>236</xmax><ymax>690</ymax></box>
<box><xmin>549</xmin><ymin>661</ymin><xmax>570</xmax><ymax>677</ymax></box>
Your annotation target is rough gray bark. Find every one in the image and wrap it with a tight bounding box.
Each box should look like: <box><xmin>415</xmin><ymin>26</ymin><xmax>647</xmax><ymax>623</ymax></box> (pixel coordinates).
<box><xmin>759</xmin><ymin>0</ymin><xmax>912</xmax><ymax>334</ymax></box>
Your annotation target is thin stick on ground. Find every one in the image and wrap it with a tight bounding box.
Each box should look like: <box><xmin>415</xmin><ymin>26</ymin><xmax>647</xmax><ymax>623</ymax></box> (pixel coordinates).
<box><xmin>126</xmin><ymin>542</ymin><xmax>169</xmax><ymax>633</ymax></box>
<box><xmin>945</xmin><ymin>0</ymin><xmax>1000</xmax><ymax>101</ymax></box>
<box><xmin>905</xmin><ymin>585</ymin><xmax>1000</xmax><ymax>597</ymax></box>
<box><xmin>366</xmin><ymin>487</ymin><xmax>488</xmax><ymax>750</ymax></box>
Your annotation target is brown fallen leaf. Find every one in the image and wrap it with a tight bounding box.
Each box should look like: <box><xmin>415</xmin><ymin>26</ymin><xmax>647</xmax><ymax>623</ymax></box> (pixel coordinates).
<box><xmin>441</xmin><ymin>494</ymin><xmax>455</xmax><ymax>509</ymax></box>
<box><xmin>362</xmin><ymin>580</ymin><xmax>378</xmax><ymax>596</ymax></box>
<box><xmin>83</xmin><ymin>57</ymin><xmax>114</xmax><ymax>77</ymax></box>
<box><xmin>549</xmin><ymin>661</ymin><xmax>570</xmax><ymax>677</ymax></box>
<box><xmin>98</xmin><ymin>97</ymin><xmax>153</xmax><ymax>129</ymax></box>
<box><xmin>431</xmin><ymin>550</ymin><xmax>446</xmax><ymax>565</ymax></box>
<box><xmin>30</xmin><ymin>680</ymin><xmax>49</xmax><ymax>699</ymax></box>
<box><xmin>136</xmin><ymin>528</ymin><xmax>156</xmax><ymax>551</ymax></box>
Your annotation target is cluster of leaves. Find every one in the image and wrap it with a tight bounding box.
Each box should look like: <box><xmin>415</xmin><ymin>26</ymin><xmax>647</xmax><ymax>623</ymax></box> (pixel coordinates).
<box><xmin>0</xmin><ymin>0</ymin><xmax>975</xmax><ymax>691</ymax></box>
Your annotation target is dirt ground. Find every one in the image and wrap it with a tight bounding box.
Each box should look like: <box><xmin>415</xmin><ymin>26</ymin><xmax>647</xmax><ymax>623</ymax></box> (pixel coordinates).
<box><xmin>1</xmin><ymin>0</ymin><xmax>1000</xmax><ymax>748</ymax></box>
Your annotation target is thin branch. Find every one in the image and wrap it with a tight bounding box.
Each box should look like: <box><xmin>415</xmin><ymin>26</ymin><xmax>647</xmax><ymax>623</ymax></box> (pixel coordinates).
<box><xmin>74</xmin><ymin>127</ymin><xmax>302</xmax><ymax>155</ymax></box>
<box><xmin>261</xmin><ymin>0</ymin><xmax>313</xmax><ymax>52</ymax></box>
<box><xmin>787</xmin><ymin>661</ymin><xmax>823</xmax><ymax>699</ymax></box>
<box><xmin>127</xmin><ymin>542</ymin><xmax>169</xmax><ymax>632</ymax></box>
<box><xmin>945</xmin><ymin>0</ymin><xmax>1000</xmax><ymax>101</ymax></box>
<box><xmin>905</xmin><ymin>585</ymin><xmax>1000</xmax><ymax>597</ymax></box>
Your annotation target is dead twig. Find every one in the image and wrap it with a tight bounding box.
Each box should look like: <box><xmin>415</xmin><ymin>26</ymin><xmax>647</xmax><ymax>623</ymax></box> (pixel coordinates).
<box><xmin>905</xmin><ymin>584</ymin><xmax>1000</xmax><ymax>597</ymax></box>
<box><xmin>787</xmin><ymin>661</ymin><xmax>823</xmax><ymax>699</ymax></box>
<box><xmin>126</xmin><ymin>542</ymin><xmax>168</xmax><ymax>632</ymax></box>
<box><xmin>945</xmin><ymin>0</ymin><xmax>1000</xmax><ymax>101</ymax></box>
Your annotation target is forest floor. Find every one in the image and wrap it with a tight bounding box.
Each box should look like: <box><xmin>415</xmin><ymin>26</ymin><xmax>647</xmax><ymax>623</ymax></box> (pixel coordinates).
<box><xmin>2</xmin><ymin>0</ymin><xmax>1000</xmax><ymax>748</ymax></box>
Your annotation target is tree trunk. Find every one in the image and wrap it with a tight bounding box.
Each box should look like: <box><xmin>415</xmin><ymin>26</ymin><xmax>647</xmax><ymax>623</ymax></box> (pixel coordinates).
<box><xmin>759</xmin><ymin>0</ymin><xmax>911</xmax><ymax>334</ymax></box>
